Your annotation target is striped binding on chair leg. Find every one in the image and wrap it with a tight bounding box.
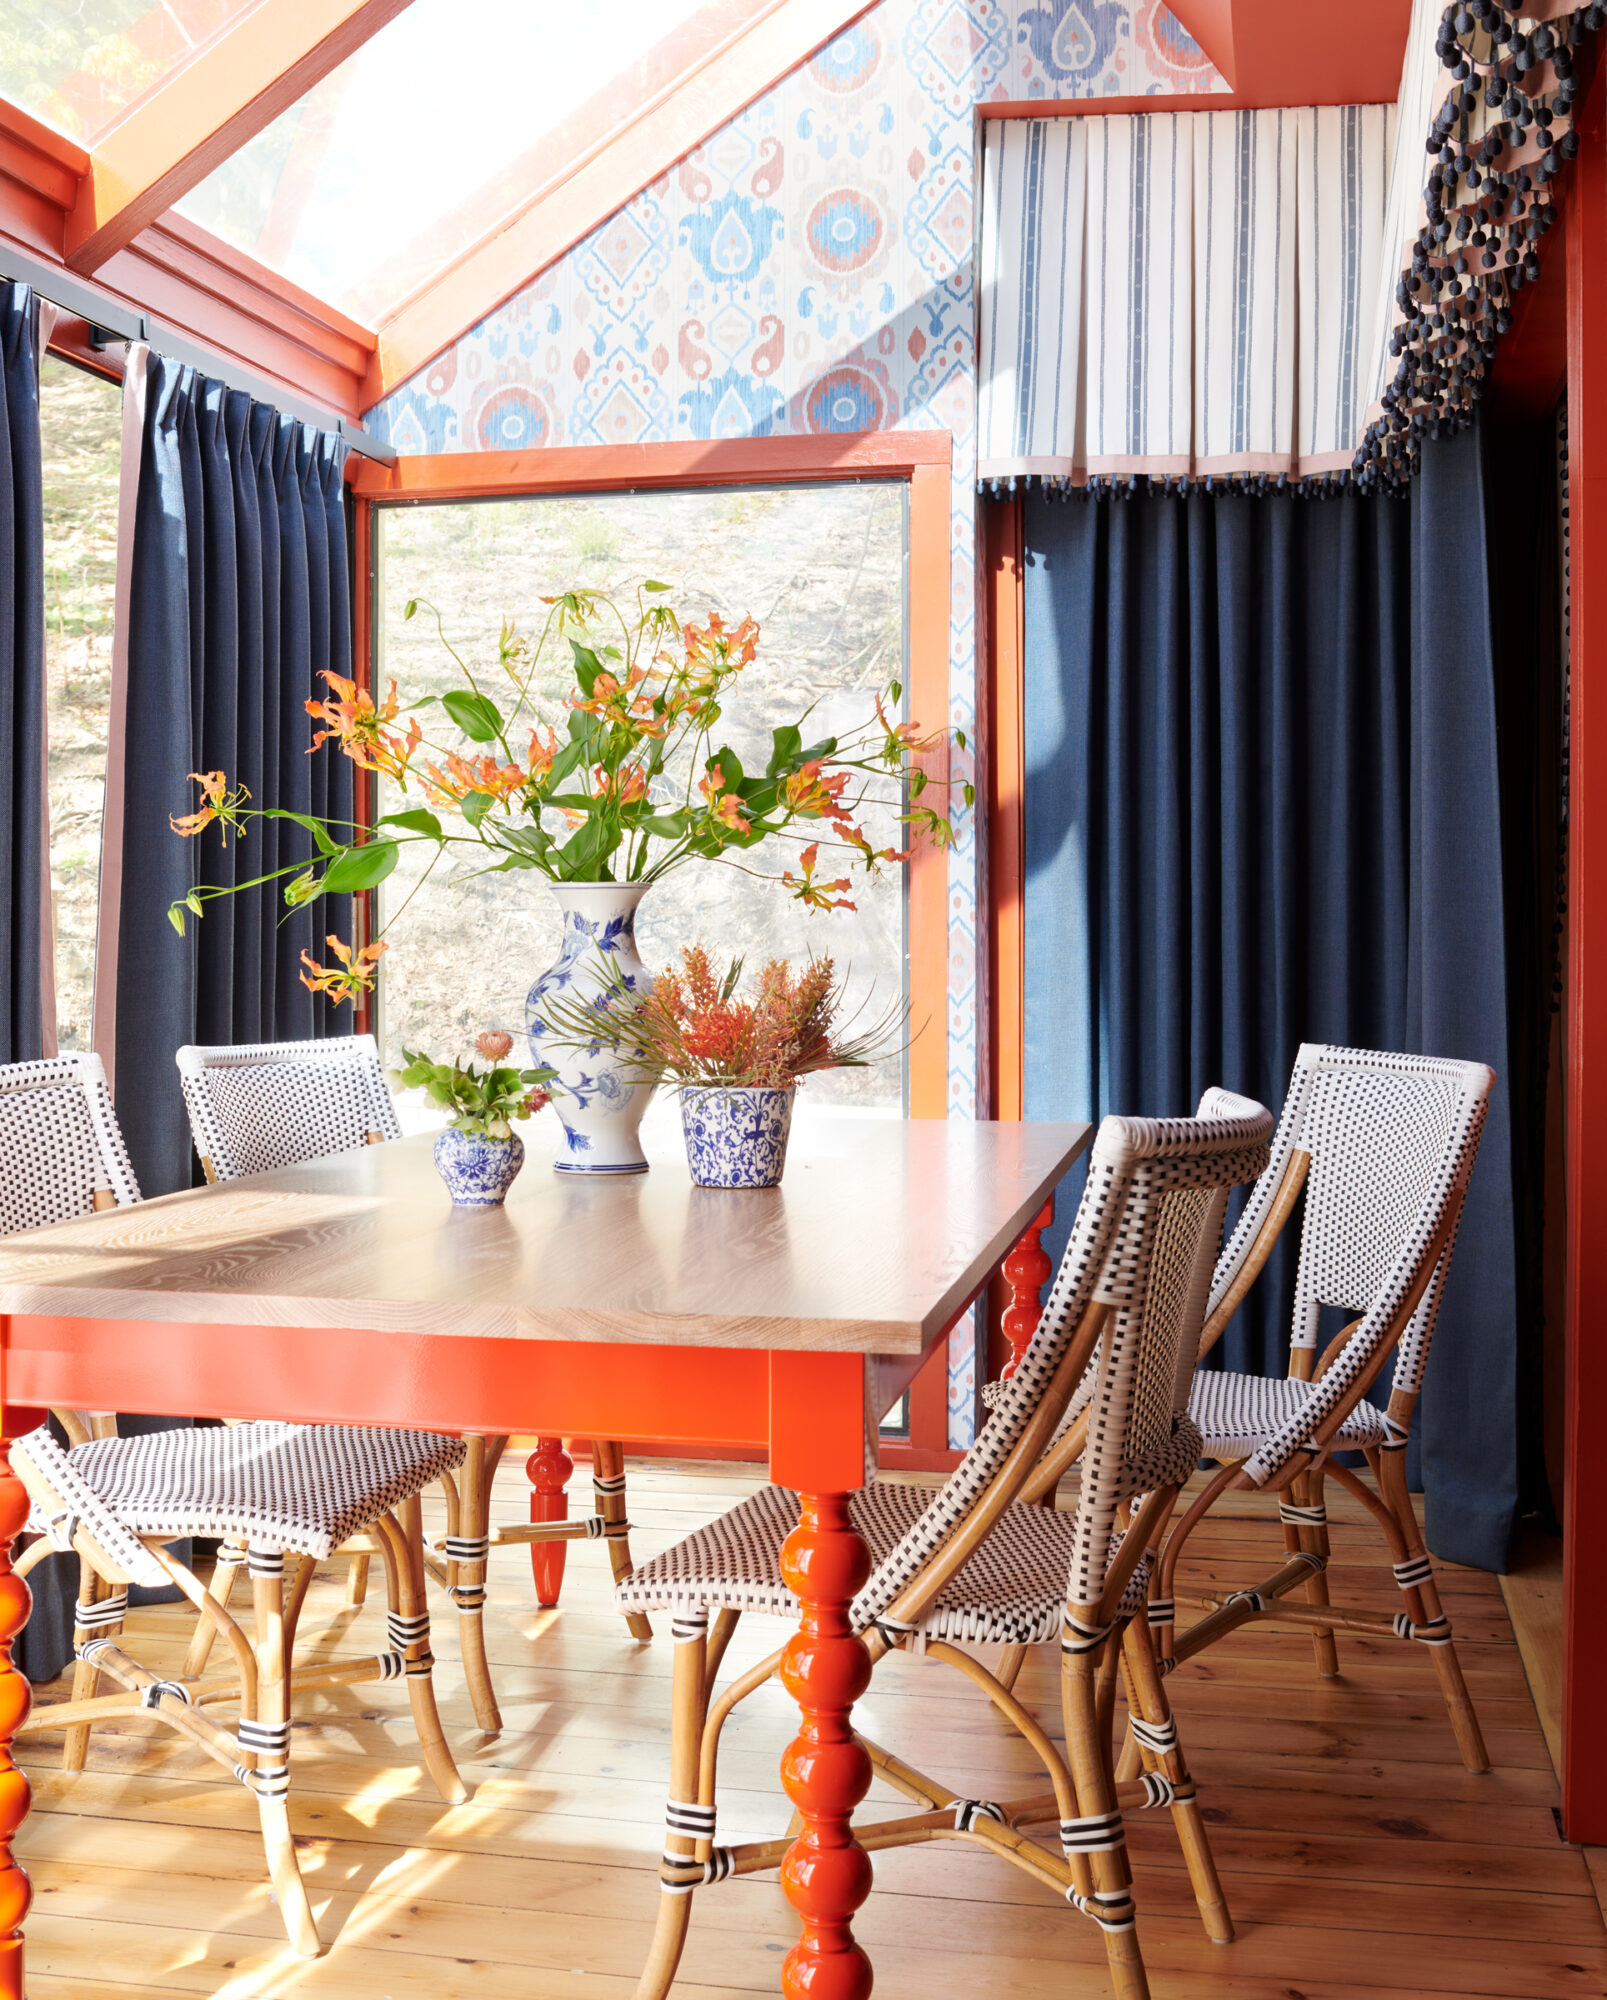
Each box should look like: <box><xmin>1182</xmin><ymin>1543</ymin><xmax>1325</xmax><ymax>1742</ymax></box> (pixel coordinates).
<box><xmin>235</xmin><ymin>1717</ymin><xmax>291</xmax><ymax>1798</ymax></box>
<box><xmin>442</xmin><ymin>1533</ymin><xmax>490</xmax><ymax>1612</ymax></box>
<box><xmin>74</xmin><ymin>1592</ymin><xmax>128</xmax><ymax>1630</ymax></box>
<box><xmin>1379</xmin><ymin>1413</ymin><xmax>1411</xmax><ymax>1452</ymax></box>
<box><xmin>1392</xmin><ymin>1611</ymin><xmax>1452</xmax><ymax>1645</ymax></box>
<box><xmin>1060</xmin><ymin>1810</ymin><xmax>1125</xmax><ymax>1856</ymax></box>
<box><xmin>1061</xmin><ymin>1612</ymin><xmax>1113</xmax><ymax>1656</ymax></box>
<box><xmin>670</xmin><ymin>1611</ymin><xmax>709</xmax><ymax>1643</ymax></box>
<box><xmin>1392</xmin><ymin>1553</ymin><xmax>1434</xmax><ymax>1590</ymax></box>
<box><xmin>138</xmin><ymin>1679</ymin><xmax>192</xmax><ymax>1710</ymax></box>
<box><xmin>1129</xmin><ymin>1716</ymin><xmax>1178</xmax><ymax>1757</ymax></box>
<box><xmin>1068</xmin><ymin>1888</ymin><xmax>1138</xmax><ymax>1933</ymax></box>
<box><xmin>1278</xmin><ymin>1498</ymin><xmax>1328</xmax><ymax>1526</ymax></box>
<box><xmin>659</xmin><ymin>1847</ymin><xmax>735</xmax><ymax>1893</ymax></box>
<box><xmin>952</xmin><ymin>1799</ymin><xmax>1007</xmax><ymax>1833</ymax></box>
<box><xmin>246</xmin><ymin>1548</ymin><xmax>284</xmax><ymax>1580</ymax></box>
<box><xmin>387</xmin><ymin>1608</ymin><xmax>434</xmax><ymax>1673</ymax></box>
<box><xmin>1135</xmin><ymin>1771</ymin><xmax>1179</xmax><ymax>1808</ymax></box>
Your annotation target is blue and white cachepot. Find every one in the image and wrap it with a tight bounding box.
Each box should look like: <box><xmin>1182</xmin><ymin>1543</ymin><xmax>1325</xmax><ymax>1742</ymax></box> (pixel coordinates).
<box><xmin>434</xmin><ymin>1127</ymin><xmax>525</xmax><ymax>1206</ymax></box>
<box><xmin>679</xmin><ymin>1085</ymin><xmax>796</xmax><ymax>1189</ymax></box>
<box><xmin>526</xmin><ymin>881</ymin><xmax>654</xmax><ymax>1175</ymax></box>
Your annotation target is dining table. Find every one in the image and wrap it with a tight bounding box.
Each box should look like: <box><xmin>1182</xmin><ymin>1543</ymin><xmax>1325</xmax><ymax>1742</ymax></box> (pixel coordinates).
<box><xmin>0</xmin><ymin>1110</ymin><xmax>1090</xmax><ymax>1999</ymax></box>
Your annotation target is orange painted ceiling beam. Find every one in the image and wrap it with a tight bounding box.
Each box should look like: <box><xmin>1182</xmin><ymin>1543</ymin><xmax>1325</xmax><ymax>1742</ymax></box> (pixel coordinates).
<box><xmin>65</xmin><ymin>0</ymin><xmax>414</xmax><ymax>275</ymax></box>
<box><xmin>1167</xmin><ymin>0</ymin><xmax>1413</xmax><ymax>105</ymax></box>
<box><xmin>364</xmin><ymin>0</ymin><xmax>877</xmax><ymax>407</ymax></box>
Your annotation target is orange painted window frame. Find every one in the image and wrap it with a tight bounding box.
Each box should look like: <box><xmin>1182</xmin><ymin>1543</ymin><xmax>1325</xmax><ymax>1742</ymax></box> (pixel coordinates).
<box><xmin>349</xmin><ymin>429</ymin><xmax>952</xmax><ymax>1122</ymax></box>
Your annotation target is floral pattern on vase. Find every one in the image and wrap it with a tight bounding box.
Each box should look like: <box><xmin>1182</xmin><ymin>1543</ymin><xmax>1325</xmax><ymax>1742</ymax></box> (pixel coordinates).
<box><xmin>679</xmin><ymin>1085</ymin><xmax>796</xmax><ymax>1188</ymax></box>
<box><xmin>433</xmin><ymin>1127</ymin><xmax>525</xmax><ymax>1206</ymax></box>
<box><xmin>526</xmin><ymin>881</ymin><xmax>654</xmax><ymax>1174</ymax></box>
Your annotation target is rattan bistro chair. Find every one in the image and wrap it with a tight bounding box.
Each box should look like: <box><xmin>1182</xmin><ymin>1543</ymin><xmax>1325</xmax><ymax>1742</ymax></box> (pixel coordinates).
<box><xmin>618</xmin><ymin>1096</ymin><xmax>1273</xmax><ymax>2000</ymax></box>
<box><xmin>1144</xmin><ymin>1046</ymin><xmax>1495</xmax><ymax>1775</ymax></box>
<box><xmin>11</xmin><ymin>1417</ymin><xmax>467</xmax><ymax>1957</ymax></box>
<box><xmin>175</xmin><ymin>1035</ymin><xmax>649</xmax><ymax>1736</ymax></box>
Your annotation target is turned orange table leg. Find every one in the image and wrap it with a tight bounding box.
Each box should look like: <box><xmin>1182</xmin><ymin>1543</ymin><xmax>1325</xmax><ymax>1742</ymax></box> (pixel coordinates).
<box><xmin>778</xmin><ymin>1492</ymin><xmax>874</xmax><ymax>2000</ymax></box>
<box><xmin>1000</xmin><ymin>1198</ymin><xmax>1054</xmax><ymax>1379</ymax></box>
<box><xmin>0</xmin><ymin>1434</ymin><xmax>33</xmax><ymax>1999</ymax></box>
<box><xmin>527</xmin><ymin>1435</ymin><xmax>572</xmax><ymax>1607</ymax></box>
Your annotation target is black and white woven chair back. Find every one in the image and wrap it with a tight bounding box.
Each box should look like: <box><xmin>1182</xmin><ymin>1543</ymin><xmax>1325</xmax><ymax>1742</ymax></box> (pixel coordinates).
<box><xmin>1065</xmin><ymin>1097</ymin><xmax>1273</xmax><ymax>1610</ymax></box>
<box><xmin>175</xmin><ymin>1035</ymin><xmax>402</xmax><ymax>1181</ymax></box>
<box><xmin>0</xmin><ymin>1054</ymin><xmax>141</xmax><ymax>1235</ymax></box>
<box><xmin>1227</xmin><ymin>1049</ymin><xmax>1493</xmax><ymax>1488</ymax></box>
<box><xmin>850</xmin><ymin>1096</ymin><xmax>1271</xmax><ymax>1633</ymax></box>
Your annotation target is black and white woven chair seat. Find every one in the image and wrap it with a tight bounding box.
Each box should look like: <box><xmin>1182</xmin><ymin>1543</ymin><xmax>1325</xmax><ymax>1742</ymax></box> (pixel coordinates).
<box><xmin>618</xmin><ymin>1419</ymin><xmax>1201</xmax><ymax>1644</ymax></box>
<box><xmin>1187</xmin><ymin>1372</ymin><xmax>1388</xmax><ymax>1463</ymax></box>
<box><xmin>37</xmin><ymin>1421</ymin><xmax>466</xmax><ymax>1560</ymax></box>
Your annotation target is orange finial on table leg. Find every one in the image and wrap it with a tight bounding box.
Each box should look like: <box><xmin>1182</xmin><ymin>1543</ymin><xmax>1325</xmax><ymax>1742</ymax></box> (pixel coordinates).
<box><xmin>1000</xmin><ymin>1198</ymin><xmax>1054</xmax><ymax>1379</ymax></box>
<box><xmin>527</xmin><ymin>1435</ymin><xmax>573</xmax><ymax>1606</ymax></box>
<box><xmin>0</xmin><ymin>1431</ymin><xmax>33</xmax><ymax>2000</ymax></box>
<box><xmin>778</xmin><ymin>1491</ymin><xmax>874</xmax><ymax>2000</ymax></box>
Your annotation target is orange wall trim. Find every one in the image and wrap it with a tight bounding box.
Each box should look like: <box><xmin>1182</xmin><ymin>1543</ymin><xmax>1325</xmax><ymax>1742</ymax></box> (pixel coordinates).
<box><xmin>354</xmin><ymin>429</ymin><xmax>951</xmax><ymax>1122</ymax></box>
<box><xmin>1564</xmin><ymin>62</ymin><xmax>1607</xmax><ymax>1846</ymax></box>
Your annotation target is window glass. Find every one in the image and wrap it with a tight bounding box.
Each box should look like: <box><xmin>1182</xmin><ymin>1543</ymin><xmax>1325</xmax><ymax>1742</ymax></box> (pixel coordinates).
<box><xmin>0</xmin><ymin>0</ymin><xmax>258</xmax><ymax>142</ymax></box>
<box><xmin>41</xmin><ymin>354</ymin><xmax>121</xmax><ymax>1053</ymax></box>
<box><xmin>177</xmin><ymin>0</ymin><xmax>715</xmax><ymax>324</ymax></box>
<box><xmin>373</xmin><ymin>482</ymin><xmax>909</xmax><ymax>1120</ymax></box>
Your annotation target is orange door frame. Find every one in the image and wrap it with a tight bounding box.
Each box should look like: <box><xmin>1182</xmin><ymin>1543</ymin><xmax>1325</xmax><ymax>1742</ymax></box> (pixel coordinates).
<box><xmin>1564</xmin><ymin>74</ymin><xmax>1607</xmax><ymax>1846</ymax></box>
<box><xmin>350</xmin><ymin>430</ymin><xmax>959</xmax><ymax>1467</ymax></box>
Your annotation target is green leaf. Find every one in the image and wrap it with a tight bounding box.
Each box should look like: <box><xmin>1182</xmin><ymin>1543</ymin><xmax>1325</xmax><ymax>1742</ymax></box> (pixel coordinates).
<box><xmin>766</xmin><ymin>724</ymin><xmax>802</xmax><ymax>776</ymax></box>
<box><xmin>639</xmin><ymin>809</ymin><xmax>693</xmax><ymax>839</ymax></box>
<box><xmin>643</xmin><ymin>579</ymin><xmax>671</xmax><ymax>592</ymax></box>
<box><xmin>260</xmin><ymin>807</ymin><xmax>340</xmax><ymax>856</ymax></box>
<box><xmin>799</xmin><ymin>736</ymin><xmax>837</xmax><ymax>763</ymax></box>
<box><xmin>319</xmin><ymin>839</ymin><xmax>400</xmax><ymax>894</ymax></box>
<box><xmin>545</xmin><ymin>736</ymin><xmax>587</xmax><ymax>788</ymax></box>
<box><xmin>442</xmin><ymin>689</ymin><xmax>504</xmax><ymax>743</ymax></box>
<box><xmin>708</xmin><ymin>745</ymin><xmax>744</xmax><ymax>792</ymax></box>
<box><xmin>461</xmin><ymin>791</ymin><xmax>498</xmax><ymax>828</ymax></box>
<box><xmin>570</xmin><ymin>641</ymin><xmax>605</xmax><ymax>697</ymax></box>
<box><xmin>379</xmin><ymin>807</ymin><xmax>443</xmax><ymax>839</ymax></box>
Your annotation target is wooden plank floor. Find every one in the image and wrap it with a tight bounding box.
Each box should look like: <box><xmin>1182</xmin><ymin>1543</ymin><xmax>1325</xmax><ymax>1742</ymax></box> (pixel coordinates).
<box><xmin>12</xmin><ymin>1458</ymin><xmax>1602</xmax><ymax>1999</ymax></box>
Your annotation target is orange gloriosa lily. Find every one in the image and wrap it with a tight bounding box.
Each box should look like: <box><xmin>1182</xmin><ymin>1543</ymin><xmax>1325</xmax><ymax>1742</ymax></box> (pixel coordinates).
<box><xmin>306</xmin><ymin>672</ymin><xmax>422</xmax><ymax>782</ymax></box>
<box><xmin>170</xmin><ymin>770</ymin><xmax>250</xmax><ymax>844</ymax></box>
<box><xmin>298</xmin><ymin>935</ymin><xmax>388</xmax><ymax>1004</ymax></box>
<box><xmin>783</xmin><ymin>841</ymin><xmax>856</xmax><ymax>912</ymax></box>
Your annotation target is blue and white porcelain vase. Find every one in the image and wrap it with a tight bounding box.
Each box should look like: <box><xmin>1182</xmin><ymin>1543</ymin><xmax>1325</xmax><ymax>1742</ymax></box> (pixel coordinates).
<box><xmin>434</xmin><ymin>1127</ymin><xmax>525</xmax><ymax>1206</ymax></box>
<box><xmin>679</xmin><ymin>1085</ymin><xmax>796</xmax><ymax>1189</ymax></box>
<box><xmin>526</xmin><ymin>881</ymin><xmax>654</xmax><ymax>1175</ymax></box>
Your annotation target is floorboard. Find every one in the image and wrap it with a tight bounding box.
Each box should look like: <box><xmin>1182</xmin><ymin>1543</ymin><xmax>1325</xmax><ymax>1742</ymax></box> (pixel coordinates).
<box><xmin>14</xmin><ymin>1458</ymin><xmax>1600</xmax><ymax>1998</ymax></box>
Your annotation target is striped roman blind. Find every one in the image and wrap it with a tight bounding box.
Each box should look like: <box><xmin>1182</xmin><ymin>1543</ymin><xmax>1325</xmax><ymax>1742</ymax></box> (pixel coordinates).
<box><xmin>978</xmin><ymin>104</ymin><xmax>1396</xmax><ymax>485</ymax></box>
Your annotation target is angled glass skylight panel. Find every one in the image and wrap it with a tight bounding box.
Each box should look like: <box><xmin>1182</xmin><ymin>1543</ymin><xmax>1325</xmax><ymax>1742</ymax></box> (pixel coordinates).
<box><xmin>0</xmin><ymin>0</ymin><xmax>259</xmax><ymax>142</ymax></box>
<box><xmin>176</xmin><ymin>0</ymin><xmax>717</xmax><ymax>326</ymax></box>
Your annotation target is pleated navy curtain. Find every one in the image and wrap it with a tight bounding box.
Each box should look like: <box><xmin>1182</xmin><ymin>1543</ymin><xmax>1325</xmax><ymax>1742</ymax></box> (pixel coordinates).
<box><xmin>1021</xmin><ymin>423</ymin><xmax>1518</xmax><ymax>1570</ymax></box>
<box><xmin>0</xmin><ymin>282</ymin><xmax>45</xmax><ymax>1063</ymax></box>
<box><xmin>113</xmin><ymin>354</ymin><xmax>354</xmax><ymax>1197</ymax></box>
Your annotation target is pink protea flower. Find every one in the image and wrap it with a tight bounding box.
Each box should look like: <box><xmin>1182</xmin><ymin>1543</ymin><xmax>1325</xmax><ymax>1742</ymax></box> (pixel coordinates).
<box><xmin>475</xmin><ymin>1030</ymin><xmax>515</xmax><ymax>1061</ymax></box>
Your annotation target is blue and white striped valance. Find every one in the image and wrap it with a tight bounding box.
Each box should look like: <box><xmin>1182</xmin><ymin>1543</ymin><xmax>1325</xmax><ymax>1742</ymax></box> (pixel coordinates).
<box><xmin>978</xmin><ymin>105</ymin><xmax>1395</xmax><ymax>486</ymax></box>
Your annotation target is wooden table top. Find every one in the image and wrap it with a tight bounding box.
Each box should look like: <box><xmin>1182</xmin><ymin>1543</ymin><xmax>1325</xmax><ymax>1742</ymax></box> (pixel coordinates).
<box><xmin>0</xmin><ymin>1117</ymin><xmax>1090</xmax><ymax>1356</ymax></box>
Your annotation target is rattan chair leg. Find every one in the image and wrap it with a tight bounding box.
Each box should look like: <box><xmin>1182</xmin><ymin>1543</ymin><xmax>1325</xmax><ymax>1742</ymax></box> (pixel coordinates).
<box><xmin>385</xmin><ymin>1498</ymin><xmax>469</xmax><ymax>1804</ymax></box>
<box><xmin>996</xmin><ymin>1641</ymin><xmax>1029</xmax><ymax>1692</ymax></box>
<box><xmin>1375</xmin><ymin>1434</ymin><xmax>1490</xmax><ymax>1773</ymax></box>
<box><xmin>1292</xmin><ymin>1469</ymin><xmax>1340</xmax><ymax>1678</ymax></box>
<box><xmin>1122</xmin><ymin>1616</ymin><xmax>1232</xmax><ymax>1943</ymax></box>
<box><xmin>181</xmin><ymin>1538</ymin><xmax>245</xmax><ymax>1680</ymax></box>
<box><xmin>62</xmin><ymin>1557</ymin><xmax>114</xmax><ymax>1774</ymax></box>
<box><xmin>1062</xmin><ymin>1629</ymin><xmax>1149</xmax><ymax>2000</ymax></box>
<box><xmin>249</xmin><ymin>1558</ymin><xmax>323</xmax><ymax>1958</ymax></box>
<box><xmin>635</xmin><ymin>1615</ymin><xmax>708</xmax><ymax>2000</ymax></box>
<box><xmin>590</xmin><ymin>1439</ymin><xmax>650</xmax><ymax>1640</ymax></box>
<box><xmin>703</xmin><ymin>1608</ymin><xmax>740</xmax><ymax>1693</ymax></box>
<box><xmin>343</xmin><ymin>1553</ymin><xmax>371</xmax><ymax>1609</ymax></box>
<box><xmin>455</xmin><ymin>1433</ymin><xmax>501</xmax><ymax>1736</ymax></box>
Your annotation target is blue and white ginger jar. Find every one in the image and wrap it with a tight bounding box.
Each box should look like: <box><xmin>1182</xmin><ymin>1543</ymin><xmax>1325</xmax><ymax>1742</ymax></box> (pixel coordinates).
<box><xmin>434</xmin><ymin>1127</ymin><xmax>525</xmax><ymax>1206</ymax></box>
<box><xmin>679</xmin><ymin>1085</ymin><xmax>796</xmax><ymax>1189</ymax></box>
<box><xmin>526</xmin><ymin>881</ymin><xmax>654</xmax><ymax>1175</ymax></box>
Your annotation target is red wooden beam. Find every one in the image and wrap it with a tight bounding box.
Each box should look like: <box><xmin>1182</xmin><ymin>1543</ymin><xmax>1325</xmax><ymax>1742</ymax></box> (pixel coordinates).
<box><xmin>65</xmin><ymin>0</ymin><xmax>413</xmax><ymax>274</ymax></box>
<box><xmin>1564</xmin><ymin>51</ymin><xmax>1607</xmax><ymax>1846</ymax></box>
<box><xmin>1167</xmin><ymin>0</ymin><xmax>1413</xmax><ymax>106</ymax></box>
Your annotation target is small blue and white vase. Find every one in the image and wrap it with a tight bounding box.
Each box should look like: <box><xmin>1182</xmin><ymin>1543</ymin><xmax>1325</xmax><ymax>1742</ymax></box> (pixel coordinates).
<box><xmin>434</xmin><ymin>1127</ymin><xmax>525</xmax><ymax>1206</ymax></box>
<box><xmin>679</xmin><ymin>1085</ymin><xmax>796</xmax><ymax>1189</ymax></box>
<box><xmin>527</xmin><ymin>881</ymin><xmax>654</xmax><ymax>1176</ymax></box>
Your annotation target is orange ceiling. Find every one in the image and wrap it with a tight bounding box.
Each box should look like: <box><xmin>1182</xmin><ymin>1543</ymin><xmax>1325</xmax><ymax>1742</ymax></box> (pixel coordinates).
<box><xmin>1170</xmin><ymin>0</ymin><xmax>1415</xmax><ymax>105</ymax></box>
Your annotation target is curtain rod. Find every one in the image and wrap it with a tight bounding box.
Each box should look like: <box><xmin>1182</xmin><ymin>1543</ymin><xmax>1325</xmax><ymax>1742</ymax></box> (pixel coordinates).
<box><xmin>0</xmin><ymin>242</ymin><xmax>397</xmax><ymax>466</ymax></box>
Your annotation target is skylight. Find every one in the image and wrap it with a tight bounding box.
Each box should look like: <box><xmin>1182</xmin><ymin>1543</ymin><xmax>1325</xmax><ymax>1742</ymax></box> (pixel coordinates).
<box><xmin>176</xmin><ymin>0</ymin><xmax>717</xmax><ymax>327</ymax></box>
<box><xmin>0</xmin><ymin>0</ymin><xmax>258</xmax><ymax>143</ymax></box>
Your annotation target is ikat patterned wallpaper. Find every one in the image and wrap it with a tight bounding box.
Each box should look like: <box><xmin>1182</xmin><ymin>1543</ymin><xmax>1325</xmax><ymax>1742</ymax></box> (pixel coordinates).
<box><xmin>365</xmin><ymin>0</ymin><xmax>1224</xmax><ymax>1440</ymax></box>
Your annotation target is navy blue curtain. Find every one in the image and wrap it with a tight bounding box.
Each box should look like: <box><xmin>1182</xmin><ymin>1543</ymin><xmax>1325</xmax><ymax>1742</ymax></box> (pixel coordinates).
<box><xmin>0</xmin><ymin>283</ymin><xmax>44</xmax><ymax>1063</ymax></box>
<box><xmin>1021</xmin><ymin>424</ymin><xmax>1518</xmax><ymax>1571</ymax></box>
<box><xmin>114</xmin><ymin>356</ymin><xmax>354</xmax><ymax>1197</ymax></box>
